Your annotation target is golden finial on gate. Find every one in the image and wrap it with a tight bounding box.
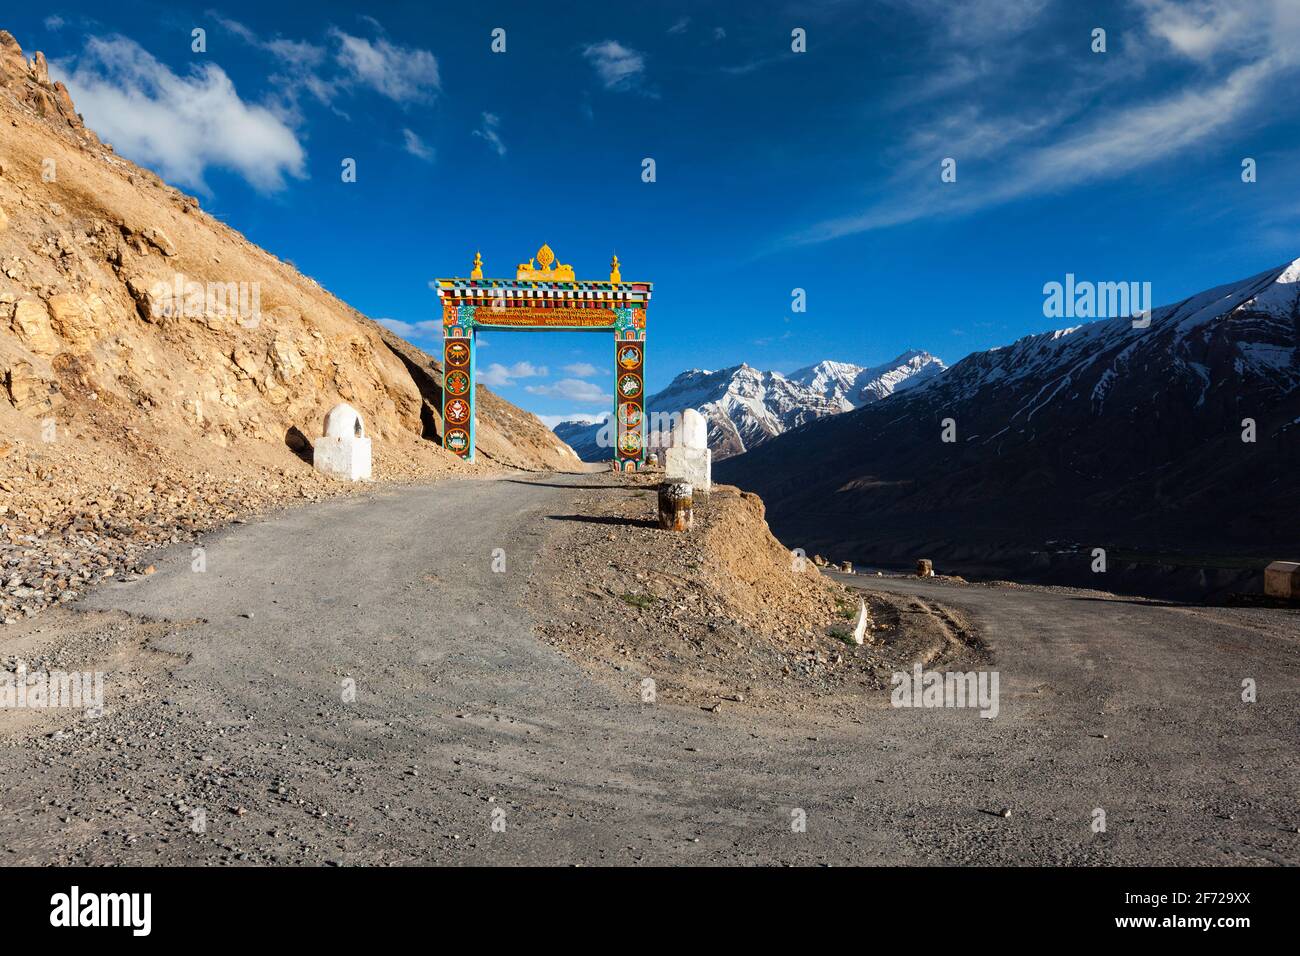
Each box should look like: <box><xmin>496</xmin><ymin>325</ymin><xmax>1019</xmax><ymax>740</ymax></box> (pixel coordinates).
<box><xmin>610</xmin><ymin>253</ymin><xmax>621</xmax><ymax>283</ymax></box>
<box><xmin>517</xmin><ymin>243</ymin><xmax>575</xmax><ymax>281</ymax></box>
<box><xmin>470</xmin><ymin>251</ymin><xmax>483</xmax><ymax>280</ymax></box>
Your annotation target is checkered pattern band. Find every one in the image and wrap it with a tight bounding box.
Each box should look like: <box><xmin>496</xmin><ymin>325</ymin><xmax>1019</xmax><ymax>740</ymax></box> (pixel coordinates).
<box><xmin>437</xmin><ymin>279</ymin><xmax>652</xmax><ymax>304</ymax></box>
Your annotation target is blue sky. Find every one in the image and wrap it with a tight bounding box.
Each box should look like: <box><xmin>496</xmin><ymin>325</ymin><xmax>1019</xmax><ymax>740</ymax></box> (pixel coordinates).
<box><xmin>21</xmin><ymin>0</ymin><xmax>1300</xmax><ymax>424</ymax></box>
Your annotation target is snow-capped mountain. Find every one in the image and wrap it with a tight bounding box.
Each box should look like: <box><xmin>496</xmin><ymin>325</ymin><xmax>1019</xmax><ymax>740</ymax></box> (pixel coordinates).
<box><xmin>787</xmin><ymin>351</ymin><xmax>945</xmax><ymax>409</ymax></box>
<box><xmin>718</xmin><ymin>257</ymin><xmax>1300</xmax><ymax>569</ymax></box>
<box><xmin>552</xmin><ymin>351</ymin><xmax>946</xmax><ymax>461</ymax></box>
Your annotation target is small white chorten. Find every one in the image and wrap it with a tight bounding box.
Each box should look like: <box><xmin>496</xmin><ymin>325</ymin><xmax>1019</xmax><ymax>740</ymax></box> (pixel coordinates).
<box><xmin>312</xmin><ymin>402</ymin><xmax>372</xmax><ymax>481</ymax></box>
<box><xmin>665</xmin><ymin>408</ymin><xmax>711</xmax><ymax>493</ymax></box>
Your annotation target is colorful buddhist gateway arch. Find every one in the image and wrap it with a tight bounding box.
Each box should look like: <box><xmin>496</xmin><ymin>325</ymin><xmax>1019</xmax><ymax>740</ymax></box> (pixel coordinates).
<box><xmin>435</xmin><ymin>245</ymin><xmax>652</xmax><ymax>470</ymax></box>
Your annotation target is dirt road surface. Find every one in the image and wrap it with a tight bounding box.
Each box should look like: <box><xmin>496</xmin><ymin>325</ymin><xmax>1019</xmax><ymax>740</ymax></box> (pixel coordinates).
<box><xmin>1</xmin><ymin>474</ymin><xmax>1296</xmax><ymax>865</ymax></box>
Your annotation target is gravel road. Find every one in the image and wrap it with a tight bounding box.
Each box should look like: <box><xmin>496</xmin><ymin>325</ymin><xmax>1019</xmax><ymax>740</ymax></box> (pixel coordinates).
<box><xmin>1</xmin><ymin>474</ymin><xmax>1296</xmax><ymax>865</ymax></box>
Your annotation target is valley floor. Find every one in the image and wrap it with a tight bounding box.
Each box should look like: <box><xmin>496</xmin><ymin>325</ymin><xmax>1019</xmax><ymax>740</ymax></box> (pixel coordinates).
<box><xmin>0</xmin><ymin>473</ymin><xmax>1296</xmax><ymax>865</ymax></box>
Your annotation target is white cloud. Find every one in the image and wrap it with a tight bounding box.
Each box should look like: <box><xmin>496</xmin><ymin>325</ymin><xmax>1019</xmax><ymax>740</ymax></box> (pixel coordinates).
<box><xmin>1136</xmin><ymin>0</ymin><xmax>1257</xmax><ymax>60</ymax></box>
<box><xmin>891</xmin><ymin>0</ymin><xmax>1048</xmax><ymax>43</ymax></box>
<box><xmin>214</xmin><ymin>16</ymin><xmax>322</xmax><ymax>67</ymax></box>
<box><xmin>210</xmin><ymin>15</ymin><xmax>338</xmax><ymax>123</ymax></box>
<box><xmin>667</xmin><ymin>17</ymin><xmax>690</xmax><ymax>36</ymax></box>
<box><xmin>262</xmin><ymin>37</ymin><xmax>327</xmax><ymax>71</ymax></box>
<box><xmin>479</xmin><ymin>361</ymin><xmax>548</xmax><ymax>387</ymax></box>
<box><xmin>902</xmin><ymin>102</ymin><xmax>1070</xmax><ymax>164</ymax></box>
<box><xmin>790</xmin><ymin>0</ymin><xmax>1300</xmax><ymax>246</ymax></box>
<box><xmin>378</xmin><ymin>318</ymin><xmax>442</xmax><ymax>338</ymax></box>
<box><xmin>473</xmin><ymin>112</ymin><xmax>506</xmax><ymax>156</ymax></box>
<box><xmin>333</xmin><ymin>30</ymin><xmax>440</xmax><ymax>103</ymax></box>
<box><xmin>402</xmin><ymin>128</ymin><xmax>435</xmax><ymax>162</ymax></box>
<box><xmin>582</xmin><ymin>40</ymin><xmax>646</xmax><ymax>91</ymax></box>
<box><xmin>524</xmin><ymin>378</ymin><xmax>611</xmax><ymax>404</ymax></box>
<box><xmin>562</xmin><ymin>362</ymin><xmax>601</xmax><ymax>377</ymax></box>
<box><xmin>720</xmin><ymin>55</ymin><xmax>789</xmax><ymax>77</ymax></box>
<box><xmin>44</xmin><ymin>15</ymin><xmax>65</xmax><ymax>31</ymax></box>
<box><xmin>215</xmin><ymin>17</ymin><xmax>441</xmax><ymax>121</ymax></box>
<box><xmin>53</xmin><ymin>35</ymin><xmax>306</xmax><ymax>193</ymax></box>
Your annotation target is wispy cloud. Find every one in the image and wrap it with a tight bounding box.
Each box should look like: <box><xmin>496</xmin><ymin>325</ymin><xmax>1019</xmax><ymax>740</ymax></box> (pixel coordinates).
<box><xmin>216</xmin><ymin>16</ymin><xmax>441</xmax><ymax>111</ymax></box>
<box><xmin>789</xmin><ymin>0</ymin><xmax>1300</xmax><ymax>246</ymax></box>
<box><xmin>891</xmin><ymin>0</ymin><xmax>1049</xmax><ymax>43</ymax></box>
<box><xmin>332</xmin><ymin>29</ymin><xmax>440</xmax><ymax>103</ymax></box>
<box><xmin>562</xmin><ymin>362</ymin><xmax>602</xmax><ymax>377</ymax></box>
<box><xmin>525</xmin><ymin>378</ymin><xmax>611</xmax><ymax>404</ymax></box>
<box><xmin>378</xmin><ymin>317</ymin><xmax>442</xmax><ymax>339</ymax></box>
<box><xmin>472</xmin><ymin>112</ymin><xmax>506</xmax><ymax>156</ymax></box>
<box><xmin>582</xmin><ymin>40</ymin><xmax>646</xmax><ymax>92</ymax></box>
<box><xmin>1137</xmin><ymin>0</ymin><xmax>1256</xmax><ymax>59</ymax></box>
<box><xmin>402</xmin><ymin>128</ymin><xmax>435</xmax><ymax>162</ymax></box>
<box><xmin>719</xmin><ymin>54</ymin><xmax>793</xmax><ymax>77</ymax></box>
<box><xmin>53</xmin><ymin>34</ymin><xmax>306</xmax><ymax>193</ymax></box>
<box><xmin>210</xmin><ymin>14</ymin><xmax>440</xmax><ymax>135</ymax></box>
<box><xmin>480</xmin><ymin>361</ymin><xmax>547</xmax><ymax>387</ymax></box>
<box><xmin>209</xmin><ymin>14</ymin><xmax>339</xmax><ymax>121</ymax></box>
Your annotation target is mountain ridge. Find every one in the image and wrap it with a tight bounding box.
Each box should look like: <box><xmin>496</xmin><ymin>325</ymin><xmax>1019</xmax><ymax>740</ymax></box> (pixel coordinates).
<box><xmin>554</xmin><ymin>350</ymin><xmax>946</xmax><ymax>461</ymax></box>
<box><xmin>716</xmin><ymin>256</ymin><xmax>1300</xmax><ymax>590</ymax></box>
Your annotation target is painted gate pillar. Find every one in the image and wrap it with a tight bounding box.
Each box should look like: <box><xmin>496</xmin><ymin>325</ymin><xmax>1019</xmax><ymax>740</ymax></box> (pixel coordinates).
<box><xmin>440</xmin><ymin>321</ymin><xmax>476</xmax><ymax>460</ymax></box>
<box><xmin>613</xmin><ymin>321</ymin><xmax>647</xmax><ymax>471</ymax></box>
<box><xmin>435</xmin><ymin>246</ymin><xmax>652</xmax><ymax>470</ymax></box>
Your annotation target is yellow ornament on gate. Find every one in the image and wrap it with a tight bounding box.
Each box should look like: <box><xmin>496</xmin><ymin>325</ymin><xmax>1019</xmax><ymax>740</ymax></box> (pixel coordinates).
<box><xmin>517</xmin><ymin>243</ymin><xmax>576</xmax><ymax>281</ymax></box>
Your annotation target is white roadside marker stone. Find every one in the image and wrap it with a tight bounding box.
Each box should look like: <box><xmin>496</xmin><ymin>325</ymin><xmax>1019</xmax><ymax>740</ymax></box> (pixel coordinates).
<box><xmin>852</xmin><ymin>600</ymin><xmax>868</xmax><ymax>645</ymax></box>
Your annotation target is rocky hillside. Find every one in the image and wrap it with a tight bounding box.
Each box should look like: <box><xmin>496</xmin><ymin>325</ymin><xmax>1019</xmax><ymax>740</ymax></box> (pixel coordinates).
<box><xmin>718</xmin><ymin>259</ymin><xmax>1300</xmax><ymax>585</ymax></box>
<box><xmin>555</xmin><ymin>351</ymin><xmax>945</xmax><ymax>461</ymax></box>
<box><xmin>0</xmin><ymin>29</ymin><xmax>574</xmax><ymax>622</ymax></box>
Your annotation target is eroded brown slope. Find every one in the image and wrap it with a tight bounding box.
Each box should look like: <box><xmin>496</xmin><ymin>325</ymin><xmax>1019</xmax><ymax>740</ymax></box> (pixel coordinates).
<box><xmin>0</xmin><ymin>29</ymin><xmax>575</xmax><ymax>622</ymax></box>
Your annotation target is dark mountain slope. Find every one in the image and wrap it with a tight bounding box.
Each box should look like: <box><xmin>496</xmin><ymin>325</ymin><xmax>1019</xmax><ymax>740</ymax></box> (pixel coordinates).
<box><xmin>717</xmin><ymin>259</ymin><xmax>1300</xmax><ymax>584</ymax></box>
